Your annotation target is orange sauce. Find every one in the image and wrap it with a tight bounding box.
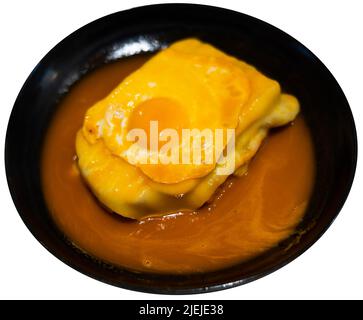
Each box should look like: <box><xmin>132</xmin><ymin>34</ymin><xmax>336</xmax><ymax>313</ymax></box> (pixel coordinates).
<box><xmin>41</xmin><ymin>55</ymin><xmax>315</xmax><ymax>273</ymax></box>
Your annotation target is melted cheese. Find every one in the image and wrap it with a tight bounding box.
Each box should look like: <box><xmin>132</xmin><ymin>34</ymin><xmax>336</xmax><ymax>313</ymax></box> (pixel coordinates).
<box><xmin>76</xmin><ymin>39</ymin><xmax>299</xmax><ymax>219</ymax></box>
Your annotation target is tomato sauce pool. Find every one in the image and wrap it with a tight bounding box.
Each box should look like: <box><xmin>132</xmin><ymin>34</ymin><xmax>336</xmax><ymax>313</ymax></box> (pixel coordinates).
<box><xmin>42</xmin><ymin>55</ymin><xmax>315</xmax><ymax>273</ymax></box>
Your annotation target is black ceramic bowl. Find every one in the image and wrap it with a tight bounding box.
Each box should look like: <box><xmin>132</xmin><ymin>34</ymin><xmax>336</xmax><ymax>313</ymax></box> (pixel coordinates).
<box><xmin>5</xmin><ymin>4</ymin><xmax>357</xmax><ymax>294</ymax></box>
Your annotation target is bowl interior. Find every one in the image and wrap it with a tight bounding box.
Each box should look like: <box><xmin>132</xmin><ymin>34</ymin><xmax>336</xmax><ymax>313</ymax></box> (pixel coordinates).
<box><xmin>5</xmin><ymin>4</ymin><xmax>357</xmax><ymax>294</ymax></box>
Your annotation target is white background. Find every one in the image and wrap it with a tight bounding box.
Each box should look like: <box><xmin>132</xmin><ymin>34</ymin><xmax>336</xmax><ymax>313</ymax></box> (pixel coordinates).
<box><xmin>0</xmin><ymin>0</ymin><xmax>362</xmax><ymax>300</ymax></box>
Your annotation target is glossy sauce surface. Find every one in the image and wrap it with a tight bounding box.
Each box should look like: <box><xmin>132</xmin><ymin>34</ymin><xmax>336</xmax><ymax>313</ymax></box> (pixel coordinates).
<box><xmin>42</xmin><ymin>55</ymin><xmax>315</xmax><ymax>273</ymax></box>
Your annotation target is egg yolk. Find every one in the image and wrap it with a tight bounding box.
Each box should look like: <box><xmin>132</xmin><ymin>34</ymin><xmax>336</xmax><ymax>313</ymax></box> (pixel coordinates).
<box><xmin>127</xmin><ymin>97</ymin><xmax>189</xmax><ymax>150</ymax></box>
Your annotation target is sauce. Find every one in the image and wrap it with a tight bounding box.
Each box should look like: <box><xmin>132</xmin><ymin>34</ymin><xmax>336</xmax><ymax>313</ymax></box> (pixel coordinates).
<box><xmin>41</xmin><ymin>55</ymin><xmax>315</xmax><ymax>273</ymax></box>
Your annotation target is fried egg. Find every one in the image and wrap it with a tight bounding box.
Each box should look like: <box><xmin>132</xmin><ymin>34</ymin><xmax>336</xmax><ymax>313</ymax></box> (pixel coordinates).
<box><xmin>76</xmin><ymin>39</ymin><xmax>299</xmax><ymax>219</ymax></box>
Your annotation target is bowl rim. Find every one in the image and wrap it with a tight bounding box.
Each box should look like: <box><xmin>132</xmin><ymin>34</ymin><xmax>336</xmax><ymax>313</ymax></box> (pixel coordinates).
<box><xmin>5</xmin><ymin>3</ymin><xmax>358</xmax><ymax>294</ymax></box>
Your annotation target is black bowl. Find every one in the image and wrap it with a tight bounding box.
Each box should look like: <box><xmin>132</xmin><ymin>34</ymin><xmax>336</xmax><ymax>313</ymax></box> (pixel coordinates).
<box><xmin>5</xmin><ymin>4</ymin><xmax>357</xmax><ymax>294</ymax></box>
